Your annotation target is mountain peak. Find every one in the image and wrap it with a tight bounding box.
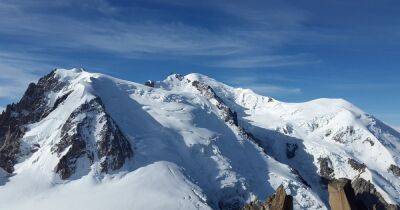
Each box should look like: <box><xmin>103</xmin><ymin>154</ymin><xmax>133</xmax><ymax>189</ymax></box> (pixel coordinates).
<box><xmin>0</xmin><ymin>69</ymin><xmax>399</xmax><ymax>210</ymax></box>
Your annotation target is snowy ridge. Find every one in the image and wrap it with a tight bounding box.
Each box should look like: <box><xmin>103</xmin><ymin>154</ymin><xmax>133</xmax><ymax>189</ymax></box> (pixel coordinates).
<box><xmin>186</xmin><ymin>73</ymin><xmax>400</xmax><ymax>205</ymax></box>
<box><xmin>0</xmin><ymin>68</ymin><xmax>399</xmax><ymax>209</ymax></box>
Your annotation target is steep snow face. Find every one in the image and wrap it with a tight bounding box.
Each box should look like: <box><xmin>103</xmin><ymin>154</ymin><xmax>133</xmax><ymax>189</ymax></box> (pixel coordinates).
<box><xmin>0</xmin><ymin>69</ymin><xmax>398</xmax><ymax>210</ymax></box>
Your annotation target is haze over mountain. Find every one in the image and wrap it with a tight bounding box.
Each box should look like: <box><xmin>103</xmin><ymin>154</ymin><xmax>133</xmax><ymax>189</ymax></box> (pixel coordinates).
<box><xmin>0</xmin><ymin>68</ymin><xmax>398</xmax><ymax>210</ymax></box>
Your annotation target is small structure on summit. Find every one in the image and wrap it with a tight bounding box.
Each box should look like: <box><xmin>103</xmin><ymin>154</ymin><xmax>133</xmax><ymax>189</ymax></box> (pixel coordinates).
<box><xmin>144</xmin><ymin>80</ymin><xmax>155</xmax><ymax>87</ymax></box>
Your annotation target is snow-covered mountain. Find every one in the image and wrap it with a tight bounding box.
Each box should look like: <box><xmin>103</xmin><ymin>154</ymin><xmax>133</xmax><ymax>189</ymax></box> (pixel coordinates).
<box><xmin>0</xmin><ymin>68</ymin><xmax>399</xmax><ymax>210</ymax></box>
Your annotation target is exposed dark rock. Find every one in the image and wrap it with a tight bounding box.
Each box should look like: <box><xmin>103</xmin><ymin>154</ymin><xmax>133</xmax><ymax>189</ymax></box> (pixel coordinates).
<box><xmin>388</xmin><ymin>164</ymin><xmax>400</xmax><ymax>177</ymax></box>
<box><xmin>318</xmin><ymin>157</ymin><xmax>334</xmax><ymax>183</ymax></box>
<box><xmin>242</xmin><ymin>185</ymin><xmax>293</xmax><ymax>210</ymax></box>
<box><xmin>0</xmin><ymin>70</ymin><xmax>66</xmax><ymax>173</ymax></box>
<box><xmin>332</xmin><ymin>126</ymin><xmax>355</xmax><ymax>143</ymax></box>
<box><xmin>347</xmin><ymin>158</ymin><xmax>366</xmax><ymax>173</ymax></box>
<box><xmin>351</xmin><ymin>177</ymin><xmax>399</xmax><ymax>210</ymax></box>
<box><xmin>191</xmin><ymin>80</ymin><xmax>248</xmax><ymax>130</ymax></box>
<box><xmin>174</xmin><ymin>74</ymin><xmax>184</xmax><ymax>81</ymax></box>
<box><xmin>52</xmin><ymin>91</ymin><xmax>73</xmax><ymax>111</ymax></box>
<box><xmin>325</xmin><ymin>129</ymin><xmax>332</xmax><ymax>137</ymax></box>
<box><xmin>232</xmin><ymin>111</ymin><xmax>239</xmax><ymax>126</ymax></box>
<box><xmin>290</xmin><ymin>168</ymin><xmax>311</xmax><ymax>188</ymax></box>
<box><xmin>286</xmin><ymin>143</ymin><xmax>298</xmax><ymax>159</ymax></box>
<box><xmin>53</xmin><ymin>97</ymin><xmax>133</xmax><ymax>179</ymax></box>
<box><xmin>282</xmin><ymin>125</ymin><xmax>293</xmax><ymax>135</ymax></box>
<box><xmin>328</xmin><ymin>178</ymin><xmax>399</xmax><ymax>210</ymax></box>
<box><xmin>30</xmin><ymin>143</ymin><xmax>40</xmax><ymax>153</ymax></box>
<box><xmin>265</xmin><ymin>185</ymin><xmax>293</xmax><ymax>210</ymax></box>
<box><xmin>363</xmin><ymin>137</ymin><xmax>375</xmax><ymax>146</ymax></box>
<box><xmin>191</xmin><ymin>80</ymin><xmax>237</xmax><ymax>126</ymax></box>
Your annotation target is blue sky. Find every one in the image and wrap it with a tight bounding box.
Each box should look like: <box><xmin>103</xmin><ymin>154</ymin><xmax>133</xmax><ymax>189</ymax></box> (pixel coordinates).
<box><xmin>0</xmin><ymin>0</ymin><xmax>399</xmax><ymax>129</ymax></box>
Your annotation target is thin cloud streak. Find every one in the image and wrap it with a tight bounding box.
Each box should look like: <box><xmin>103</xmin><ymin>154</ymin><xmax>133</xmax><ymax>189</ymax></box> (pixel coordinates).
<box><xmin>244</xmin><ymin>84</ymin><xmax>302</xmax><ymax>95</ymax></box>
<box><xmin>0</xmin><ymin>0</ymin><xmax>318</xmax><ymax>59</ymax></box>
<box><xmin>224</xmin><ymin>75</ymin><xmax>302</xmax><ymax>96</ymax></box>
<box><xmin>210</xmin><ymin>54</ymin><xmax>320</xmax><ymax>68</ymax></box>
<box><xmin>0</xmin><ymin>51</ymin><xmax>52</xmax><ymax>100</ymax></box>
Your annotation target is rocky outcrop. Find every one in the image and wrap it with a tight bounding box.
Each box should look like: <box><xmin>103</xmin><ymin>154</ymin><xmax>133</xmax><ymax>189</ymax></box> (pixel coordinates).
<box><xmin>328</xmin><ymin>178</ymin><xmax>399</xmax><ymax>210</ymax></box>
<box><xmin>318</xmin><ymin>157</ymin><xmax>334</xmax><ymax>183</ymax></box>
<box><xmin>0</xmin><ymin>69</ymin><xmax>133</xmax><ymax>179</ymax></box>
<box><xmin>328</xmin><ymin>178</ymin><xmax>360</xmax><ymax>210</ymax></box>
<box><xmin>52</xmin><ymin>97</ymin><xmax>133</xmax><ymax>179</ymax></box>
<box><xmin>191</xmin><ymin>79</ymin><xmax>267</xmax><ymax>155</ymax></box>
<box><xmin>265</xmin><ymin>185</ymin><xmax>293</xmax><ymax>210</ymax></box>
<box><xmin>347</xmin><ymin>159</ymin><xmax>366</xmax><ymax>173</ymax></box>
<box><xmin>191</xmin><ymin>80</ymin><xmax>238</xmax><ymax>126</ymax></box>
<box><xmin>286</xmin><ymin>143</ymin><xmax>298</xmax><ymax>159</ymax></box>
<box><xmin>388</xmin><ymin>164</ymin><xmax>400</xmax><ymax>177</ymax></box>
<box><xmin>352</xmin><ymin>178</ymin><xmax>399</xmax><ymax>210</ymax></box>
<box><xmin>0</xmin><ymin>70</ymin><xmax>66</xmax><ymax>173</ymax></box>
<box><xmin>242</xmin><ymin>185</ymin><xmax>293</xmax><ymax>210</ymax></box>
<box><xmin>332</xmin><ymin>126</ymin><xmax>355</xmax><ymax>143</ymax></box>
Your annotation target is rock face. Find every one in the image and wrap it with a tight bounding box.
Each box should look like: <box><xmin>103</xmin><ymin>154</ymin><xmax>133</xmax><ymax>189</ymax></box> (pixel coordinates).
<box><xmin>191</xmin><ymin>79</ymin><xmax>264</xmax><ymax>151</ymax></box>
<box><xmin>191</xmin><ymin>80</ymin><xmax>238</xmax><ymax>126</ymax></box>
<box><xmin>388</xmin><ymin>164</ymin><xmax>400</xmax><ymax>177</ymax></box>
<box><xmin>351</xmin><ymin>178</ymin><xmax>399</xmax><ymax>210</ymax></box>
<box><xmin>285</xmin><ymin>143</ymin><xmax>298</xmax><ymax>159</ymax></box>
<box><xmin>242</xmin><ymin>185</ymin><xmax>293</xmax><ymax>210</ymax></box>
<box><xmin>0</xmin><ymin>70</ymin><xmax>133</xmax><ymax>179</ymax></box>
<box><xmin>347</xmin><ymin>159</ymin><xmax>366</xmax><ymax>173</ymax></box>
<box><xmin>328</xmin><ymin>178</ymin><xmax>399</xmax><ymax>210</ymax></box>
<box><xmin>0</xmin><ymin>70</ymin><xmax>65</xmax><ymax>173</ymax></box>
<box><xmin>52</xmin><ymin>97</ymin><xmax>133</xmax><ymax>179</ymax></box>
<box><xmin>328</xmin><ymin>178</ymin><xmax>359</xmax><ymax>210</ymax></box>
<box><xmin>318</xmin><ymin>157</ymin><xmax>334</xmax><ymax>183</ymax></box>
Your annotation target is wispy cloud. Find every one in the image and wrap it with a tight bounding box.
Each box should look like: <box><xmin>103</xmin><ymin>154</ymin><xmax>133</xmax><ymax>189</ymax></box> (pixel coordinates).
<box><xmin>223</xmin><ymin>75</ymin><xmax>302</xmax><ymax>96</ymax></box>
<box><xmin>0</xmin><ymin>0</ymin><xmax>316</xmax><ymax>58</ymax></box>
<box><xmin>0</xmin><ymin>51</ymin><xmax>51</xmax><ymax>100</ymax></box>
<box><xmin>210</xmin><ymin>54</ymin><xmax>320</xmax><ymax>68</ymax></box>
<box><xmin>0</xmin><ymin>0</ymin><xmax>317</xmax><ymax>104</ymax></box>
<box><xmin>242</xmin><ymin>84</ymin><xmax>302</xmax><ymax>95</ymax></box>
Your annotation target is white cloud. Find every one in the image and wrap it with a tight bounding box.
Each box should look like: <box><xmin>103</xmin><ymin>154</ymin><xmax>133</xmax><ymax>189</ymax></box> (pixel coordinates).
<box><xmin>0</xmin><ymin>0</ymin><xmax>316</xmax><ymax>103</ymax></box>
<box><xmin>0</xmin><ymin>51</ymin><xmax>51</xmax><ymax>100</ymax></box>
<box><xmin>224</xmin><ymin>75</ymin><xmax>302</xmax><ymax>96</ymax></box>
<box><xmin>243</xmin><ymin>84</ymin><xmax>301</xmax><ymax>95</ymax></box>
<box><xmin>0</xmin><ymin>0</ymin><xmax>316</xmax><ymax>59</ymax></box>
<box><xmin>210</xmin><ymin>54</ymin><xmax>319</xmax><ymax>68</ymax></box>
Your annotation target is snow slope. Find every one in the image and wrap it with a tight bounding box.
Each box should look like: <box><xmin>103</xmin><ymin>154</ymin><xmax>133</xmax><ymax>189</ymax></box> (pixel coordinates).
<box><xmin>0</xmin><ymin>68</ymin><xmax>398</xmax><ymax>209</ymax></box>
<box><xmin>187</xmin><ymin>73</ymin><xmax>400</xmax><ymax>205</ymax></box>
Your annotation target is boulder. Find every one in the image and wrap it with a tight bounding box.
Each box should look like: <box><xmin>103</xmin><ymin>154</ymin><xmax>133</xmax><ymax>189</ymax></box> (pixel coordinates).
<box><xmin>388</xmin><ymin>164</ymin><xmax>400</xmax><ymax>177</ymax></box>
<box><xmin>328</xmin><ymin>178</ymin><xmax>359</xmax><ymax>210</ymax></box>
<box><xmin>242</xmin><ymin>185</ymin><xmax>293</xmax><ymax>210</ymax></box>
